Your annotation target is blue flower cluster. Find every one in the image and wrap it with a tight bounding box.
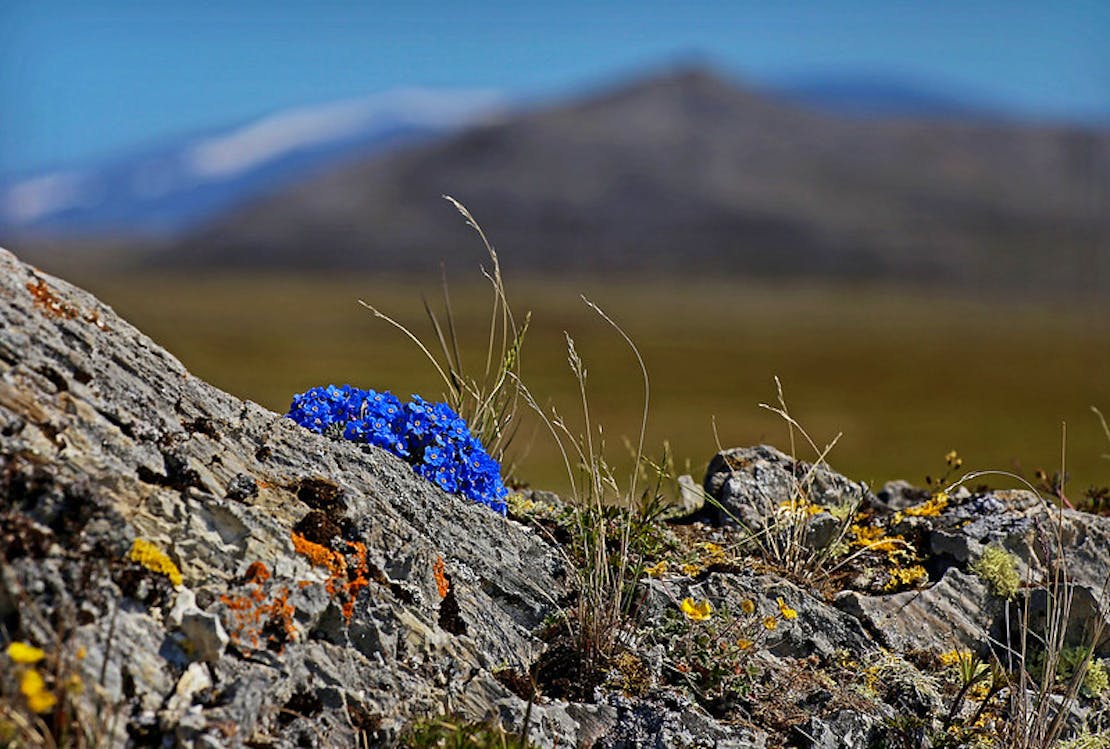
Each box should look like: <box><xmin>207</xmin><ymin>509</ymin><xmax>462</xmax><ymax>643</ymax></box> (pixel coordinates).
<box><xmin>286</xmin><ymin>385</ymin><xmax>508</xmax><ymax>514</ymax></box>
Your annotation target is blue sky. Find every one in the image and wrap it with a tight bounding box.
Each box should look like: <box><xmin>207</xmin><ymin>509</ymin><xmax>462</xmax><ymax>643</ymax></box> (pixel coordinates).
<box><xmin>2</xmin><ymin>0</ymin><xmax>1108</xmax><ymax>176</ymax></box>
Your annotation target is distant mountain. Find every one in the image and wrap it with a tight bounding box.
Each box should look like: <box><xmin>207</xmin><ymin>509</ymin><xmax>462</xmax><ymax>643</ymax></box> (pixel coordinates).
<box><xmin>0</xmin><ymin>88</ymin><xmax>504</xmax><ymax>238</ymax></box>
<box><xmin>772</xmin><ymin>74</ymin><xmax>1000</xmax><ymax>120</ymax></box>
<box><xmin>173</xmin><ymin>67</ymin><xmax>1110</xmax><ymax>292</ymax></box>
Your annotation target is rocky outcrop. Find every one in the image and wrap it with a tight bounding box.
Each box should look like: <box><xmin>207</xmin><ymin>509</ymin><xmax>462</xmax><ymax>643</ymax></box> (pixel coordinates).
<box><xmin>2</xmin><ymin>247</ymin><xmax>1108</xmax><ymax>747</ymax></box>
<box><xmin>0</xmin><ymin>248</ymin><xmax>574</xmax><ymax>746</ymax></box>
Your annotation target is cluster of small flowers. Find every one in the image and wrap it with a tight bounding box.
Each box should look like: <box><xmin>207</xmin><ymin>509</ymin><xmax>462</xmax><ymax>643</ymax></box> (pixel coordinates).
<box><xmin>287</xmin><ymin>385</ymin><xmax>508</xmax><ymax>514</ymax></box>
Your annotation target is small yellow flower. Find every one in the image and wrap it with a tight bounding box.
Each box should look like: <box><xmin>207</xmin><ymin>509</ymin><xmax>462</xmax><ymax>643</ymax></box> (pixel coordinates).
<box><xmin>681</xmin><ymin>563</ymin><xmax>702</xmax><ymax>577</ymax></box>
<box><xmin>28</xmin><ymin>689</ymin><xmax>57</xmax><ymax>714</ymax></box>
<box><xmin>740</xmin><ymin>598</ymin><xmax>756</xmax><ymax>615</ymax></box>
<box><xmin>680</xmin><ymin>597</ymin><xmax>713</xmax><ymax>621</ymax></box>
<box><xmin>7</xmin><ymin>641</ymin><xmax>46</xmax><ymax>664</ymax></box>
<box><xmin>76</xmin><ymin>646</ymin><xmax>87</xmax><ymax>660</ymax></box>
<box><xmin>737</xmin><ymin>638</ymin><xmax>753</xmax><ymax>650</ymax></box>
<box><xmin>777</xmin><ymin>597</ymin><xmax>798</xmax><ymax>620</ymax></box>
<box><xmin>66</xmin><ymin>673</ymin><xmax>84</xmax><ymax>694</ymax></box>
<box><xmin>644</xmin><ymin>560</ymin><xmax>668</xmax><ymax>578</ymax></box>
<box><xmin>20</xmin><ymin>669</ymin><xmax>57</xmax><ymax>713</ymax></box>
<box><xmin>762</xmin><ymin>616</ymin><xmax>778</xmax><ymax>631</ymax></box>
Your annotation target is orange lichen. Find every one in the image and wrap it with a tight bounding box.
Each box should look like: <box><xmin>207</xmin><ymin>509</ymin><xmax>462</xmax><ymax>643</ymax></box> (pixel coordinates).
<box><xmin>433</xmin><ymin>555</ymin><xmax>450</xmax><ymax>598</ymax></box>
<box><xmin>244</xmin><ymin>561</ymin><xmax>270</xmax><ymax>584</ymax></box>
<box><xmin>341</xmin><ymin>541</ymin><xmax>370</xmax><ymax>620</ymax></box>
<box><xmin>27</xmin><ymin>277</ymin><xmax>80</xmax><ymax>319</ymax></box>
<box><xmin>291</xmin><ymin>531</ymin><xmax>369</xmax><ymax>621</ymax></box>
<box><xmin>219</xmin><ymin>562</ymin><xmax>296</xmax><ymax>654</ymax></box>
<box><xmin>292</xmin><ymin>531</ymin><xmax>347</xmax><ymax>588</ymax></box>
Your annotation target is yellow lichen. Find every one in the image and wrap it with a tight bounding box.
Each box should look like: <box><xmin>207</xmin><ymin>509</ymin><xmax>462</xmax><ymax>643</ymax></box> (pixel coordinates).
<box><xmin>699</xmin><ymin>542</ymin><xmax>726</xmax><ymax>561</ymax></box>
<box><xmin>938</xmin><ymin>649</ymin><xmax>972</xmax><ymax>668</ymax></box>
<box><xmin>644</xmin><ymin>560</ymin><xmax>668</xmax><ymax>578</ymax></box>
<box><xmin>850</xmin><ymin>524</ymin><xmax>906</xmax><ymax>554</ymax></box>
<box><xmin>777</xmin><ymin>597</ymin><xmax>798</xmax><ymax>620</ymax></box>
<box><xmin>740</xmin><ymin>598</ymin><xmax>756</xmax><ymax>615</ymax></box>
<box><xmin>885</xmin><ymin>564</ymin><xmax>928</xmax><ymax>591</ymax></box>
<box><xmin>903</xmin><ymin>492</ymin><xmax>949</xmax><ymax>518</ymax></box>
<box><xmin>129</xmin><ymin>538</ymin><xmax>183</xmax><ymax>586</ymax></box>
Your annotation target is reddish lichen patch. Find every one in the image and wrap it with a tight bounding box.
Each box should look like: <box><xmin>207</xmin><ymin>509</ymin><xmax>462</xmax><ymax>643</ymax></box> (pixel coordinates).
<box><xmin>433</xmin><ymin>555</ymin><xmax>450</xmax><ymax>598</ymax></box>
<box><xmin>291</xmin><ymin>531</ymin><xmax>370</xmax><ymax>621</ymax></box>
<box><xmin>27</xmin><ymin>277</ymin><xmax>80</xmax><ymax>319</ymax></box>
<box><xmin>25</xmin><ymin>276</ymin><xmax>108</xmax><ymax>329</ymax></box>
<box><xmin>219</xmin><ymin>561</ymin><xmax>296</xmax><ymax>655</ymax></box>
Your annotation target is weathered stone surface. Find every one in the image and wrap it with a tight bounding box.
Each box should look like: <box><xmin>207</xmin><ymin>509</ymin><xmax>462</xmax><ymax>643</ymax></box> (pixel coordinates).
<box><xmin>835</xmin><ymin>568</ymin><xmax>995</xmax><ymax>652</ymax></box>
<box><xmin>700</xmin><ymin>445</ymin><xmax>874</xmax><ymax>529</ymax></box>
<box><xmin>0</xmin><ymin>248</ymin><xmax>573</xmax><ymax>746</ymax></box>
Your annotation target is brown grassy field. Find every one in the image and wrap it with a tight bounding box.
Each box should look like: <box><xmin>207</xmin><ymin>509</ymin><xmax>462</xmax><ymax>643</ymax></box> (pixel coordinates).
<box><xmin>71</xmin><ymin>270</ymin><xmax>1110</xmax><ymax>500</ymax></box>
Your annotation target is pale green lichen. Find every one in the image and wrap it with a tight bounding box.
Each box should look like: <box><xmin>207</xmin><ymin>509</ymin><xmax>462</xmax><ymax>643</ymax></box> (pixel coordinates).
<box><xmin>1055</xmin><ymin>730</ymin><xmax>1110</xmax><ymax>749</ymax></box>
<box><xmin>970</xmin><ymin>544</ymin><xmax>1020</xmax><ymax>599</ymax></box>
<box><xmin>1033</xmin><ymin>646</ymin><xmax>1109</xmax><ymax>699</ymax></box>
<box><xmin>1083</xmin><ymin>658</ymin><xmax>1109</xmax><ymax>698</ymax></box>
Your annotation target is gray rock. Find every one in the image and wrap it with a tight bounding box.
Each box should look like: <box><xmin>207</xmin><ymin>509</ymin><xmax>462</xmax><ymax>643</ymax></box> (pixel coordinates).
<box><xmin>876</xmin><ymin>480</ymin><xmax>931</xmax><ymax>511</ymax></box>
<box><xmin>835</xmin><ymin>568</ymin><xmax>995</xmax><ymax>653</ymax></box>
<box><xmin>699</xmin><ymin>445</ymin><xmax>873</xmax><ymax>531</ymax></box>
<box><xmin>678</xmin><ymin>473</ymin><xmax>705</xmax><ymax>514</ymax></box>
<box><xmin>800</xmin><ymin>709</ymin><xmax>880</xmax><ymax>749</ymax></box>
<box><xmin>179</xmin><ymin>609</ymin><xmax>229</xmax><ymax>664</ymax></box>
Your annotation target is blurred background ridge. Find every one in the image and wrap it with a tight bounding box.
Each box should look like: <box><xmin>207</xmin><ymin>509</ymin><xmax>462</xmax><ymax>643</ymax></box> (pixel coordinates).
<box><xmin>4</xmin><ymin>63</ymin><xmax>1107</xmax><ymax>293</ymax></box>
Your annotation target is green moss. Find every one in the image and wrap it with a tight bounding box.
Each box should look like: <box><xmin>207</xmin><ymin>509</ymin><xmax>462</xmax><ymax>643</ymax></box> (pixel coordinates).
<box><xmin>401</xmin><ymin>717</ymin><xmax>535</xmax><ymax>748</ymax></box>
<box><xmin>970</xmin><ymin>544</ymin><xmax>1020</xmax><ymax>599</ymax></box>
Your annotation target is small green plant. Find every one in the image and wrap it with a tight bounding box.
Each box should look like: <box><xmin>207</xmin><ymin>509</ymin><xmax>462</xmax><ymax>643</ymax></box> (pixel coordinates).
<box><xmin>400</xmin><ymin>716</ymin><xmax>535</xmax><ymax>748</ymax></box>
<box><xmin>652</xmin><ymin>593</ymin><xmax>798</xmax><ymax>711</ymax></box>
<box><xmin>971</xmin><ymin>544</ymin><xmax>1021</xmax><ymax>599</ymax></box>
<box><xmin>1032</xmin><ymin>646</ymin><xmax>1110</xmax><ymax>699</ymax></box>
<box><xmin>936</xmin><ymin>648</ymin><xmax>1006</xmax><ymax>744</ymax></box>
